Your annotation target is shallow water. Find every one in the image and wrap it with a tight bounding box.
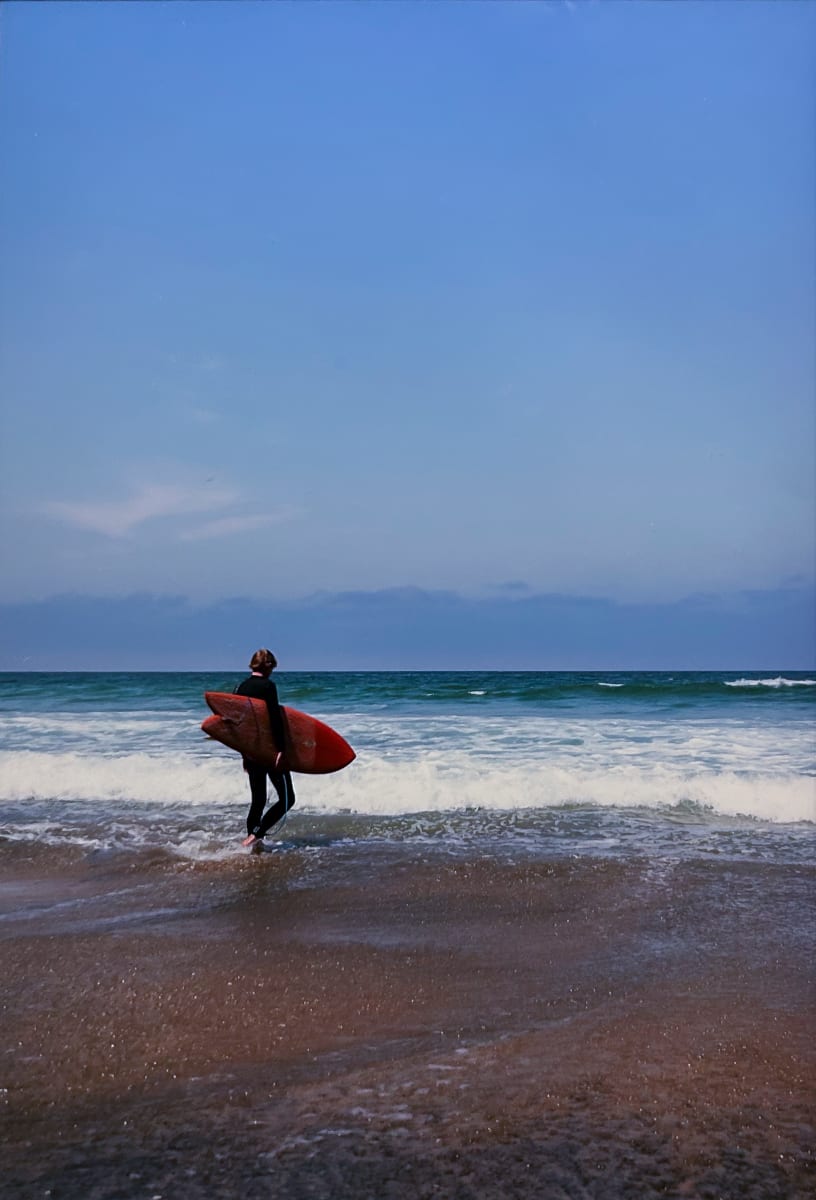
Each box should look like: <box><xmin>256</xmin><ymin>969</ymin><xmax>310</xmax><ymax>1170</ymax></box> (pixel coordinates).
<box><xmin>2</xmin><ymin>839</ymin><xmax>814</xmax><ymax>1199</ymax></box>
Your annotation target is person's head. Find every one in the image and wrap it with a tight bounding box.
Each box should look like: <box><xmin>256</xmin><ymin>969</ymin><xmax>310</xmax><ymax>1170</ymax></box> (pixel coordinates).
<box><xmin>249</xmin><ymin>648</ymin><xmax>277</xmax><ymax>677</ymax></box>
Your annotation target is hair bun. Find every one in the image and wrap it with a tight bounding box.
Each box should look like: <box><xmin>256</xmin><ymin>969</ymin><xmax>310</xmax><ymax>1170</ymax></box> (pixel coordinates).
<box><xmin>249</xmin><ymin>648</ymin><xmax>277</xmax><ymax>672</ymax></box>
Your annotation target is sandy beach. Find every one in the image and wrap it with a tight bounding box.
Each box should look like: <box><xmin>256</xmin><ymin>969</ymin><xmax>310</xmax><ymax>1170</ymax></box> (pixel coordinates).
<box><xmin>2</xmin><ymin>836</ymin><xmax>813</xmax><ymax>1199</ymax></box>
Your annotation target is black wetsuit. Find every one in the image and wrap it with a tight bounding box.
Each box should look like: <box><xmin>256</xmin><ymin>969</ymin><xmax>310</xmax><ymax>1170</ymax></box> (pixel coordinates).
<box><xmin>234</xmin><ymin>674</ymin><xmax>296</xmax><ymax>838</ymax></box>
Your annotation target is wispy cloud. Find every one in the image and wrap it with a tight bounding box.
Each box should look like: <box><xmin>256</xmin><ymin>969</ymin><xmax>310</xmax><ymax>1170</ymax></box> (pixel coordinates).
<box><xmin>41</xmin><ymin>474</ymin><xmax>301</xmax><ymax>543</ymax></box>
<box><xmin>42</xmin><ymin>481</ymin><xmax>236</xmax><ymax>537</ymax></box>
<box><xmin>179</xmin><ymin>509</ymin><xmax>301</xmax><ymax>541</ymax></box>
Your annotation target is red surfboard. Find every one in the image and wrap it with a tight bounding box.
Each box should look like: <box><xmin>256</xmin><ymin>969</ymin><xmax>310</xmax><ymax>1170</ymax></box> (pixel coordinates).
<box><xmin>202</xmin><ymin>692</ymin><xmax>355</xmax><ymax>775</ymax></box>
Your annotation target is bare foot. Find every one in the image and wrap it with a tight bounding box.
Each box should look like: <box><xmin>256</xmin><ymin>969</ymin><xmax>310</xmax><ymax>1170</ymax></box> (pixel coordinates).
<box><xmin>241</xmin><ymin>834</ymin><xmax>257</xmax><ymax>847</ymax></box>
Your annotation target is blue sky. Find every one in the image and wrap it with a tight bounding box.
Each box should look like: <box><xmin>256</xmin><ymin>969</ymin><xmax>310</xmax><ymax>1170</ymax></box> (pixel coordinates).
<box><xmin>0</xmin><ymin>1</ymin><xmax>813</xmax><ymax>668</ymax></box>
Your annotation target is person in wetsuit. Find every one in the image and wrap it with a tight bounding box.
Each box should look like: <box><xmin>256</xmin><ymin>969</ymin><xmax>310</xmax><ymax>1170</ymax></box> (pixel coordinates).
<box><xmin>234</xmin><ymin>648</ymin><xmax>295</xmax><ymax>848</ymax></box>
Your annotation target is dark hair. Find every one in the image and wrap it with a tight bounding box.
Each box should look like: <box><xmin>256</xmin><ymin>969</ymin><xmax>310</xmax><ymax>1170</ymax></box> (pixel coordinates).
<box><xmin>249</xmin><ymin>648</ymin><xmax>277</xmax><ymax>673</ymax></box>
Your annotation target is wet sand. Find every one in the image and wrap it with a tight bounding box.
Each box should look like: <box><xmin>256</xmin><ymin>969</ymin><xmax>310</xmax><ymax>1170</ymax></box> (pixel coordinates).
<box><xmin>2</xmin><ymin>839</ymin><xmax>814</xmax><ymax>1198</ymax></box>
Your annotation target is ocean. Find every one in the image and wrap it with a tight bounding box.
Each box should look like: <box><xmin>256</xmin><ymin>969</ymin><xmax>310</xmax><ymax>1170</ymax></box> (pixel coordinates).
<box><xmin>3</xmin><ymin>670</ymin><xmax>815</xmax><ymax>1198</ymax></box>
<box><xmin>1</xmin><ymin>670</ymin><xmax>813</xmax><ymax>862</ymax></box>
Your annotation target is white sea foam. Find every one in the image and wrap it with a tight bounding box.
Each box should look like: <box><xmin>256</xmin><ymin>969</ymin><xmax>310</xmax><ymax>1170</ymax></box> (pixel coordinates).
<box><xmin>0</xmin><ymin>749</ymin><xmax>238</xmax><ymax>806</ymax></box>
<box><xmin>1</xmin><ymin>748</ymin><xmax>813</xmax><ymax>824</ymax></box>
<box><xmin>724</xmin><ymin>677</ymin><xmax>816</xmax><ymax>688</ymax></box>
<box><xmin>305</xmin><ymin>755</ymin><xmax>816</xmax><ymax>824</ymax></box>
<box><xmin>2</xmin><ymin>696</ymin><xmax>814</xmax><ymax>838</ymax></box>
<box><xmin>0</xmin><ymin>711</ymin><xmax>199</xmax><ymax>755</ymax></box>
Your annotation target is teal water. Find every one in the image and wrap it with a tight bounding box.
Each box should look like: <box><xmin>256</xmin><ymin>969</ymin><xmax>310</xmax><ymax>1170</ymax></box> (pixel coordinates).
<box><xmin>3</xmin><ymin>669</ymin><xmax>815</xmax><ymax>714</ymax></box>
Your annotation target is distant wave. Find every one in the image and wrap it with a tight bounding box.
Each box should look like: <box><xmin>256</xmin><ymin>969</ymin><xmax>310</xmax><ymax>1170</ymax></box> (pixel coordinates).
<box><xmin>725</xmin><ymin>677</ymin><xmax>816</xmax><ymax>689</ymax></box>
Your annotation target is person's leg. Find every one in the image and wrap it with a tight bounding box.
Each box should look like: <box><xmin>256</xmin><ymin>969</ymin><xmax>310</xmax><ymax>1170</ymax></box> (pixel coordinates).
<box><xmin>257</xmin><ymin>770</ymin><xmax>296</xmax><ymax>837</ymax></box>
<box><xmin>244</xmin><ymin>762</ymin><xmax>268</xmax><ymax>837</ymax></box>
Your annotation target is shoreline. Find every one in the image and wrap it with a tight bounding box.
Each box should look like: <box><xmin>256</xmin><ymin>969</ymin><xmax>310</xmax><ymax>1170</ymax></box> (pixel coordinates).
<box><xmin>2</xmin><ymin>843</ymin><xmax>814</xmax><ymax>1198</ymax></box>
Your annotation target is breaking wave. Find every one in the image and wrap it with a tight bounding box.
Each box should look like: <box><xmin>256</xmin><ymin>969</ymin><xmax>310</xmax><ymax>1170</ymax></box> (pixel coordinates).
<box><xmin>1</xmin><ymin>748</ymin><xmax>812</xmax><ymax>825</ymax></box>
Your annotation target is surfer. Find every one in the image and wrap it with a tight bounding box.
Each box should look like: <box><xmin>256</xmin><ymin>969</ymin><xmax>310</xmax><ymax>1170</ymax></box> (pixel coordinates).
<box><xmin>234</xmin><ymin>649</ymin><xmax>295</xmax><ymax>848</ymax></box>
